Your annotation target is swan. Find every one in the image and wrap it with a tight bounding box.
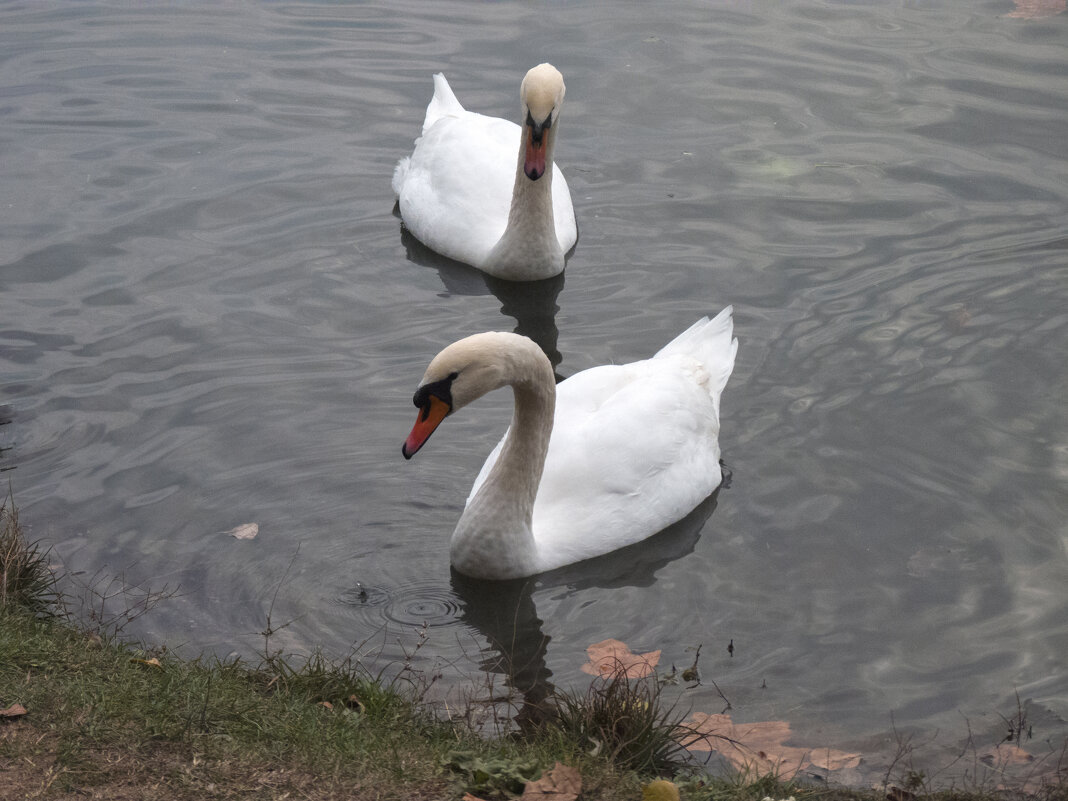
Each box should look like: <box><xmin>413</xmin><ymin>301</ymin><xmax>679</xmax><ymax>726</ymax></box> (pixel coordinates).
<box><xmin>402</xmin><ymin>307</ymin><xmax>738</xmax><ymax>579</ymax></box>
<box><xmin>391</xmin><ymin>63</ymin><xmax>578</xmax><ymax>281</ymax></box>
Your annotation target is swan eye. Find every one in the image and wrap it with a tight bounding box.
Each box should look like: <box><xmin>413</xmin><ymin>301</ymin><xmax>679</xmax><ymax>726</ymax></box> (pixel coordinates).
<box><xmin>412</xmin><ymin>372</ymin><xmax>458</xmax><ymax>413</ymax></box>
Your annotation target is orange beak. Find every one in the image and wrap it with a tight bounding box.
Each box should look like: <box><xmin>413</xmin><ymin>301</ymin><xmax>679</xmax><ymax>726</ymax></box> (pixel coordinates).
<box><xmin>402</xmin><ymin>395</ymin><xmax>450</xmax><ymax>459</ymax></box>
<box><xmin>524</xmin><ymin>124</ymin><xmax>547</xmax><ymax>180</ymax></box>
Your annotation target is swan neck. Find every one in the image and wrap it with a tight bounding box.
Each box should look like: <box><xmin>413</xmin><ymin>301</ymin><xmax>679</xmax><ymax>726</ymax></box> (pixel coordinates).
<box><xmin>450</xmin><ymin>345</ymin><xmax>555</xmax><ymax>579</ymax></box>
<box><xmin>496</xmin><ymin>376</ymin><xmax>555</xmax><ymax>511</ymax></box>
<box><xmin>482</xmin><ymin>122</ymin><xmax>563</xmax><ymax>280</ymax></box>
<box><xmin>506</xmin><ymin>126</ymin><xmax>557</xmax><ymax>228</ymax></box>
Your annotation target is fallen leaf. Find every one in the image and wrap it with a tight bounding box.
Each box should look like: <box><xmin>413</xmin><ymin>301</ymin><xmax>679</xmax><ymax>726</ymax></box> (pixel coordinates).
<box><xmin>1005</xmin><ymin>0</ymin><xmax>1065</xmax><ymax>18</ymax></box>
<box><xmin>681</xmin><ymin>712</ymin><xmax>861</xmax><ymax>775</ymax></box>
<box><xmin>521</xmin><ymin>762</ymin><xmax>581</xmax><ymax>800</ymax></box>
<box><xmin>226</xmin><ymin>522</ymin><xmax>259</xmax><ymax>540</ymax></box>
<box><xmin>129</xmin><ymin>657</ymin><xmax>163</xmax><ymax>670</ymax></box>
<box><xmin>319</xmin><ymin>701</ymin><xmax>334</xmax><ymax>710</ymax></box>
<box><xmin>461</xmin><ymin>795</ymin><xmax>490</xmax><ymax>801</ymax></box>
<box><xmin>1</xmin><ymin>703</ymin><xmax>28</xmax><ymax>719</ymax></box>
<box><xmin>581</xmin><ymin>639</ymin><xmax>661</xmax><ymax>679</ymax></box>
<box><xmin>980</xmin><ymin>743</ymin><xmax>1034</xmax><ymax>767</ymax></box>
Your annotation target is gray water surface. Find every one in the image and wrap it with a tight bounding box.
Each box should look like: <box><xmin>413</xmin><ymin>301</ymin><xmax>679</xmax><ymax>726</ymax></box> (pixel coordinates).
<box><xmin>2</xmin><ymin>0</ymin><xmax>1067</xmax><ymax>784</ymax></box>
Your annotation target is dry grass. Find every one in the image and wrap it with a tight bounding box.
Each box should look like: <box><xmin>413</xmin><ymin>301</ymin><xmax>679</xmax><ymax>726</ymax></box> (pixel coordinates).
<box><xmin>0</xmin><ymin>491</ymin><xmax>60</xmax><ymax>616</ymax></box>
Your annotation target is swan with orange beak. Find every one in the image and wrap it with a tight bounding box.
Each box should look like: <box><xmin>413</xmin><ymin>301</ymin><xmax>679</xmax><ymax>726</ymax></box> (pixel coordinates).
<box><xmin>402</xmin><ymin>308</ymin><xmax>739</xmax><ymax>580</ymax></box>
<box><xmin>392</xmin><ymin>63</ymin><xmax>577</xmax><ymax>281</ymax></box>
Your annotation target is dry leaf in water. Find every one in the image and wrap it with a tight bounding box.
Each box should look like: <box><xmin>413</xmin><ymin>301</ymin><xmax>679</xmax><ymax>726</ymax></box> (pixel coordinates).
<box><xmin>521</xmin><ymin>762</ymin><xmax>581</xmax><ymax>800</ymax></box>
<box><xmin>227</xmin><ymin>523</ymin><xmax>259</xmax><ymax>540</ymax></box>
<box><xmin>681</xmin><ymin>712</ymin><xmax>861</xmax><ymax>775</ymax></box>
<box><xmin>1005</xmin><ymin>0</ymin><xmax>1065</xmax><ymax>18</ymax></box>
<box><xmin>980</xmin><ymin>743</ymin><xmax>1034</xmax><ymax>767</ymax></box>
<box><xmin>1</xmin><ymin>703</ymin><xmax>28</xmax><ymax>719</ymax></box>
<box><xmin>581</xmin><ymin>639</ymin><xmax>661</xmax><ymax>679</ymax></box>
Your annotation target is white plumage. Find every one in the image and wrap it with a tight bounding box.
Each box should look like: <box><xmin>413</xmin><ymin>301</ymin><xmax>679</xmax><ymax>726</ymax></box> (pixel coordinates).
<box><xmin>402</xmin><ymin>307</ymin><xmax>738</xmax><ymax>579</ymax></box>
<box><xmin>392</xmin><ymin>64</ymin><xmax>577</xmax><ymax>281</ymax></box>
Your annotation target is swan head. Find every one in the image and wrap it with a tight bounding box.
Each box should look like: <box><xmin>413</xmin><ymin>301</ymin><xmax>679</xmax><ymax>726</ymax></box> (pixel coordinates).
<box><xmin>402</xmin><ymin>332</ymin><xmax>526</xmax><ymax>459</ymax></box>
<box><xmin>520</xmin><ymin>63</ymin><xmax>565</xmax><ymax>181</ymax></box>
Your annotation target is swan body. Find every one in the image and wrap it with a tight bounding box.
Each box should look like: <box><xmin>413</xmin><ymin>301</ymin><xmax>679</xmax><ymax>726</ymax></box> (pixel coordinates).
<box><xmin>402</xmin><ymin>307</ymin><xmax>738</xmax><ymax>579</ymax></box>
<box><xmin>392</xmin><ymin>63</ymin><xmax>577</xmax><ymax>281</ymax></box>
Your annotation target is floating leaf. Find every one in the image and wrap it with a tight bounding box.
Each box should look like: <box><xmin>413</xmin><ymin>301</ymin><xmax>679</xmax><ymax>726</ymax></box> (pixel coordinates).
<box><xmin>129</xmin><ymin>657</ymin><xmax>163</xmax><ymax>670</ymax></box>
<box><xmin>521</xmin><ymin>762</ymin><xmax>581</xmax><ymax>800</ymax></box>
<box><xmin>226</xmin><ymin>522</ymin><xmax>259</xmax><ymax>540</ymax></box>
<box><xmin>681</xmin><ymin>712</ymin><xmax>861</xmax><ymax>775</ymax></box>
<box><xmin>581</xmin><ymin>639</ymin><xmax>660</xmax><ymax>679</ymax></box>
<box><xmin>1</xmin><ymin>703</ymin><xmax>28</xmax><ymax>719</ymax></box>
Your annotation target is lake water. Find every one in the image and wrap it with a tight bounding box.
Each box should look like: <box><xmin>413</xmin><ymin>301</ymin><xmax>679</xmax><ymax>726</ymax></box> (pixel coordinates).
<box><xmin>2</xmin><ymin>0</ymin><xmax>1066</xmax><ymax>787</ymax></box>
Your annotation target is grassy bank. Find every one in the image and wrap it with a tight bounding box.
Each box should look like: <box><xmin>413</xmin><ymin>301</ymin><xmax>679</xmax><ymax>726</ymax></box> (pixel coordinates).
<box><xmin>2</xmin><ymin>496</ymin><xmax>1066</xmax><ymax>800</ymax></box>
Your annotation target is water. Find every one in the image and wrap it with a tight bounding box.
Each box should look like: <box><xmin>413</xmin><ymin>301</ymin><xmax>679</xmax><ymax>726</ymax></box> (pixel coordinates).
<box><xmin>2</xmin><ymin>0</ymin><xmax>1067</xmax><ymax>784</ymax></box>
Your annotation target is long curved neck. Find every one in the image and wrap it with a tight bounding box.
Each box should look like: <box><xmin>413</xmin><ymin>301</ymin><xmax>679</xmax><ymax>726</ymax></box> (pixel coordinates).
<box><xmin>450</xmin><ymin>345</ymin><xmax>556</xmax><ymax>579</ymax></box>
<box><xmin>484</xmin><ymin>126</ymin><xmax>562</xmax><ymax>280</ymax></box>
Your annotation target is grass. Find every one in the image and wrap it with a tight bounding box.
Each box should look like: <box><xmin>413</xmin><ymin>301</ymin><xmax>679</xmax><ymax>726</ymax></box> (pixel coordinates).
<box><xmin>549</xmin><ymin>668</ymin><xmax>694</xmax><ymax>773</ymax></box>
<box><xmin>0</xmin><ymin>491</ymin><xmax>60</xmax><ymax>616</ymax></box>
<box><xmin>2</xmin><ymin>495</ymin><xmax>1068</xmax><ymax>800</ymax></box>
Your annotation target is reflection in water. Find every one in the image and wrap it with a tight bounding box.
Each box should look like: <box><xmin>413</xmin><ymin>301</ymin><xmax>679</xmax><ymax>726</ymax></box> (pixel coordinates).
<box><xmin>450</xmin><ymin>490</ymin><xmax>721</xmax><ymax>729</ymax></box>
<box><xmin>399</xmin><ymin>225</ymin><xmax>565</xmax><ymax>376</ymax></box>
<box><xmin>0</xmin><ymin>406</ymin><xmax>14</xmax><ymax>473</ymax></box>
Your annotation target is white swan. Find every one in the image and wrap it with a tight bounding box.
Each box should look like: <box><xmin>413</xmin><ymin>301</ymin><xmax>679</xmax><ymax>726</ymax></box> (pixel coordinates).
<box><xmin>392</xmin><ymin>63</ymin><xmax>578</xmax><ymax>281</ymax></box>
<box><xmin>402</xmin><ymin>307</ymin><xmax>738</xmax><ymax>579</ymax></box>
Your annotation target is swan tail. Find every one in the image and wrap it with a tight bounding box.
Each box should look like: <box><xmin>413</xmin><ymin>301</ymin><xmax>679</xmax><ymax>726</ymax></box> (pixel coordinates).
<box><xmin>422</xmin><ymin>73</ymin><xmax>465</xmax><ymax>134</ymax></box>
<box><xmin>391</xmin><ymin>156</ymin><xmax>410</xmax><ymax>197</ymax></box>
<box><xmin>656</xmin><ymin>306</ymin><xmax>737</xmax><ymax>399</ymax></box>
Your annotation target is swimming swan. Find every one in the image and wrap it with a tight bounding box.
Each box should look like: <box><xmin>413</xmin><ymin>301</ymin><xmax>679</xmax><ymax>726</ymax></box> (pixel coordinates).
<box><xmin>402</xmin><ymin>307</ymin><xmax>738</xmax><ymax>579</ymax></box>
<box><xmin>392</xmin><ymin>63</ymin><xmax>577</xmax><ymax>281</ymax></box>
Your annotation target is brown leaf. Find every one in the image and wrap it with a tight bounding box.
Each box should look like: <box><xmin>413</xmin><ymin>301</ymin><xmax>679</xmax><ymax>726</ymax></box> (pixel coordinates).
<box><xmin>226</xmin><ymin>522</ymin><xmax>259</xmax><ymax>540</ymax></box>
<box><xmin>1005</xmin><ymin>0</ymin><xmax>1065</xmax><ymax>18</ymax></box>
<box><xmin>581</xmin><ymin>639</ymin><xmax>661</xmax><ymax>679</ymax></box>
<box><xmin>129</xmin><ymin>657</ymin><xmax>163</xmax><ymax>670</ymax></box>
<box><xmin>681</xmin><ymin>712</ymin><xmax>861</xmax><ymax>775</ymax></box>
<box><xmin>461</xmin><ymin>794</ymin><xmax>490</xmax><ymax>801</ymax></box>
<box><xmin>521</xmin><ymin>762</ymin><xmax>581</xmax><ymax>800</ymax></box>
<box><xmin>980</xmin><ymin>743</ymin><xmax>1034</xmax><ymax>767</ymax></box>
<box><xmin>1</xmin><ymin>703</ymin><xmax>28</xmax><ymax>720</ymax></box>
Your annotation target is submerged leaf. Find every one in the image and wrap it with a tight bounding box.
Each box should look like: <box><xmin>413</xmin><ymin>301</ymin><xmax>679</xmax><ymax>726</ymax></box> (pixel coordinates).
<box><xmin>681</xmin><ymin>712</ymin><xmax>861</xmax><ymax>775</ymax></box>
<box><xmin>1005</xmin><ymin>0</ymin><xmax>1065</xmax><ymax>18</ymax></box>
<box><xmin>980</xmin><ymin>743</ymin><xmax>1034</xmax><ymax>767</ymax></box>
<box><xmin>581</xmin><ymin>638</ymin><xmax>661</xmax><ymax>679</ymax></box>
